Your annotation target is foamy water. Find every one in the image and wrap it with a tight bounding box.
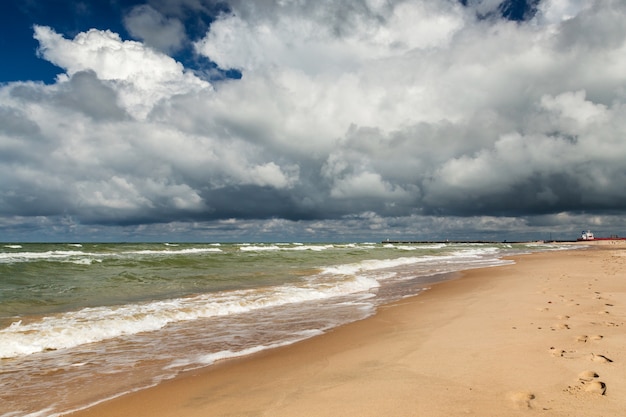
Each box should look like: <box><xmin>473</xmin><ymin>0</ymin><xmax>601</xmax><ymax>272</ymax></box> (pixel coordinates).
<box><xmin>0</xmin><ymin>241</ymin><xmax>568</xmax><ymax>416</ymax></box>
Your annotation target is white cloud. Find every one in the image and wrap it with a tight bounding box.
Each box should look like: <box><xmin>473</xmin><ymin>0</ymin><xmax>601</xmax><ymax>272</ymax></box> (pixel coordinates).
<box><xmin>80</xmin><ymin>176</ymin><xmax>154</xmax><ymax>211</ymax></box>
<box><xmin>540</xmin><ymin>90</ymin><xmax>608</xmax><ymax>129</ymax></box>
<box><xmin>535</xmin><ymin>0</ymin><xmax>590</xmax><ymax>24</ymax></box>
<box><xmin>195</xmin><ymin>1</ymin><xmax>465</xmax><ymax>74</ymax></box>
<box><xmin>34</xmin><ymin>25</ymin><xmax>211</xmax><ymax>119</ymax></box>
<box><xmin>248</xmin><ymin>162</ymin><xmax>299</xmax><ymax>189</ymax></box>
<box><xmin>328</xmin><ymin>171</ymin><xmax>409</xmax><ymax>200</ymax></box>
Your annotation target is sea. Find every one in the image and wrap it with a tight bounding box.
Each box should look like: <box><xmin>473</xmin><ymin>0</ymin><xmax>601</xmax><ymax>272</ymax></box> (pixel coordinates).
<box><xmin>0</xmin><ymin>241</ymin><xmax>570</xmax><ymax>416</ymax></box>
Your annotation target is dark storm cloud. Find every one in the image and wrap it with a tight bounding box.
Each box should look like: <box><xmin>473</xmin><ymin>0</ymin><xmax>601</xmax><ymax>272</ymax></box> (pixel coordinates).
<box><xmin>1</xmin><ymin>0</ymin><xmax>626</xmax><ymax>241</ymax></box>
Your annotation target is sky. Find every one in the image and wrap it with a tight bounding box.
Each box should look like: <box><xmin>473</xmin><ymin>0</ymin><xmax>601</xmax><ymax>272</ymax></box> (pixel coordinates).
<box><xmin>0</xmin><ymin>0</ymin><xmax>625</xmax><ymax>242</ymax></box>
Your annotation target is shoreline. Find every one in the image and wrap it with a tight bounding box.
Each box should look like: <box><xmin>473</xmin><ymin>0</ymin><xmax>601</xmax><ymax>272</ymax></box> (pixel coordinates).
<box><xmin>69</xmin><ymin>244</ymin><xmax>626</xmax><ymax>416</ymax></box>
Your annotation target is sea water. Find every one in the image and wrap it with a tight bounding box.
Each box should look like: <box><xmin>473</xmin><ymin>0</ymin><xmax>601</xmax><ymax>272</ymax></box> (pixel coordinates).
<box><xmin>0</xmin><ymin>241</ymin><xmax>567</xmax><ymax>416</ymax></box>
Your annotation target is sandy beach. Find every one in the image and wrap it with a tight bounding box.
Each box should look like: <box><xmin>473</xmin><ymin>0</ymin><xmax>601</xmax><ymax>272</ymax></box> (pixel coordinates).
<box><xmin>69</xmin><ymin>243</ymin><xmax>626</xmax><ymax>417</ymax></box>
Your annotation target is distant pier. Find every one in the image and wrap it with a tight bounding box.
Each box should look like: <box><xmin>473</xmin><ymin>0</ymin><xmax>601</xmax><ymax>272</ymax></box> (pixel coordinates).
<box><xmin>381</xmin><ymin>240</ymin><xmax>577</xmax><ymax>244</ymax></box>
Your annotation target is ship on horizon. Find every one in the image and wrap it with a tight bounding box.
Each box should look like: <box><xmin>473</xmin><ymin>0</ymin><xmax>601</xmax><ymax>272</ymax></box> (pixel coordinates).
<box><xmin>577</xmin><ymin>230</ymin><xmax>626</xmax><ymax>241</ymax></box>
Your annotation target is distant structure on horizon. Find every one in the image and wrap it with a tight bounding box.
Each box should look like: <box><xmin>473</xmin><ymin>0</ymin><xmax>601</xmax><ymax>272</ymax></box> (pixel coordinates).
<box><xmin>577</xmin><ymin>230</ymin><xmax>626</xmax><ymax>241</ymax></box>
<box><xmin>579</xmin><ymin>230</ymin><xmax>594</xmax><ymax>240</ymax></box>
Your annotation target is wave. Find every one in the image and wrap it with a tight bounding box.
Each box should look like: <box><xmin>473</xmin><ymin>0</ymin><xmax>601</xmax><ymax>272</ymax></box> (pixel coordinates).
<box><xmin>127</xmin><ymin>248</ymin><xmax>223</xmax><ymax>255</ymax></box>
<box><xmin>238</xmin><ymin>245</ymin><xmax>281</xmax><ymax>251</ymax></box>
<box><xmin>0</xmin><ymin>250</ymin><xmax>88</xmax><ymax>263</ymax></box>
<box><xmin>0</xmin><ymin>247</ymin><xmax>223</xmax><ymax>264</ymax></box>
<box><xmin>383</xmin><ymin>243</ymin><xmax>448</xmax><ymax>250</ymax></box>
<box><xmin>321</xmin><ymin>246</ymin><xmax>509</xmax><ymax>277</ymax></box>
<box><xmin>167</xmin><ymin>330</ymin><xmax>325</xmax><ymax>370</ymax></box>
<box><xmin>0</xmin><ymin>271</ymin><xmax>379</xmax><ymax>359</ymax></box>
<box><xmin>238</xmin><ymin>244</ymin><xmax>334</xmax><ymax>252</ymax></box>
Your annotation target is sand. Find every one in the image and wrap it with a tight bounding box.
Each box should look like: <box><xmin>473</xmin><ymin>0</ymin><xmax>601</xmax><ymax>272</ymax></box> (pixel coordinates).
<box><xmin>69</xmin><ymin>243</ymin><xmax>626</xmax><ymax>417</ymax></box>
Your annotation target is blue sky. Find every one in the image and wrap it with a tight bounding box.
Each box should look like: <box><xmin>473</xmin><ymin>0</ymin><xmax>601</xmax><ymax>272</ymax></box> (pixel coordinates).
<box><xmin>1</xmin><ymin>1</ymin><xmax>127</xmax><ymax>83</ymax></box>
<box><xmin>1</xmin><ymin>0</ymin><xmax>625</xmax><ymax>242</ymax></box>
<box><xmin>0</xmin><ymin>1</ymin><xmax>231</xmax><ymax>83</ymax></box>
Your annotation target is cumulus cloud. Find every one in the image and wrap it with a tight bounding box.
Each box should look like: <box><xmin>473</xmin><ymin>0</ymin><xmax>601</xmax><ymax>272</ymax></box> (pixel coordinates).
<box><xmin>195</xmin><ymin>0</ymin><xmax>465</xmax><ymax>74</ymax></box>
<box><xmin>2</xmin><ymin>0</ymin><xmax>626</xmax><ymax>241</ymax></box>
<box><xmin>123</xmin><ymin>5</ymin><xmax>187</xmax><ymax>53</ymax></box>
<box><xmin>33</xmin><ymin>25</ymin><xmax>211</xmax><ymax>119</ymax></box>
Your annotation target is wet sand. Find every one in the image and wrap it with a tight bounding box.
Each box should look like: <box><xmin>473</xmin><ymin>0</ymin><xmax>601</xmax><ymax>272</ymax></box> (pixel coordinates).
<box><xmin>69</xmin><ymin>243</ymin><xmax>626</xmax><ymax>416</ymax></box>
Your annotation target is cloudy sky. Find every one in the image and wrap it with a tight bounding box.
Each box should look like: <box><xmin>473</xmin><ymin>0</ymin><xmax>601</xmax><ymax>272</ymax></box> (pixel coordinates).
<box><xmin>0</xmin><ymin>0</ymin><xmax>625</xmax><ymax>242</ymax></box>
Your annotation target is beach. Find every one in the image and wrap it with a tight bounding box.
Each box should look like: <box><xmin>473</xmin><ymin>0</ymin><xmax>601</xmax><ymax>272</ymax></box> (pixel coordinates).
<box><xmin>1</xmin><ymin>242</ymin><xmax>541</xmax><ymax>415</ymax></box>
<box><xmin>67</xmin><ymin>243</ymin><xmax>626</xmax><ymax>417</ymax></box>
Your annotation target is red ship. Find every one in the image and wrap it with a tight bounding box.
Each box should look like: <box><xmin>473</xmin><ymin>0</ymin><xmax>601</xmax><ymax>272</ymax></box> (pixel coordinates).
<box><xmin>577</xmin><ymin>230</ymin><xmax>626</xmax><ymax>241</ymax></box>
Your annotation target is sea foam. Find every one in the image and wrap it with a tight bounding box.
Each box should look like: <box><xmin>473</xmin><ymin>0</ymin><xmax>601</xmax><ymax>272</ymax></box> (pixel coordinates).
<box><xmin>0</xmin><ymin>270</ymin><xmax>379</xmax><ymax>359</ymax></box>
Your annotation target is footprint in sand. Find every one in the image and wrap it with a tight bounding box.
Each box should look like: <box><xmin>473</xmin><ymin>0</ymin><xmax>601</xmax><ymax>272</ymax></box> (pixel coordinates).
<box><xmin>584</xmin><ymin>381</ymin><xmax>607</xmax><ymax>395</ymax></box>
<box><xmin>550</xmin><ymin>347</ymin><xmax>566</xmax><ymax>357</ymax></box>
<box><xmin>567</xmin><ymin>371</ymin><xmax>606</xmax><ymax>396</ymax></box>
<box><xmin>509</xmin><ymin>391</ymin><xmax>535</xmax><ymax>409</ymax></box>
<box><xmin>577</xmin><ymin>334</ymin><xmax>604</xmax><ymax>343</ymax></box>
<box><xmin>590</xmin><ymin>321</ymin><xmax>619</xmax><ymax>327</ymax></box>
<box><xmin>590</xmin><ymin>353</ymin><xmax>613</xmax><ymax>363</ymax></box>
<box><xmin>578</xmin><ymin>370</ymin><xmax>599</xmax><ymax>382</ymax></box>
